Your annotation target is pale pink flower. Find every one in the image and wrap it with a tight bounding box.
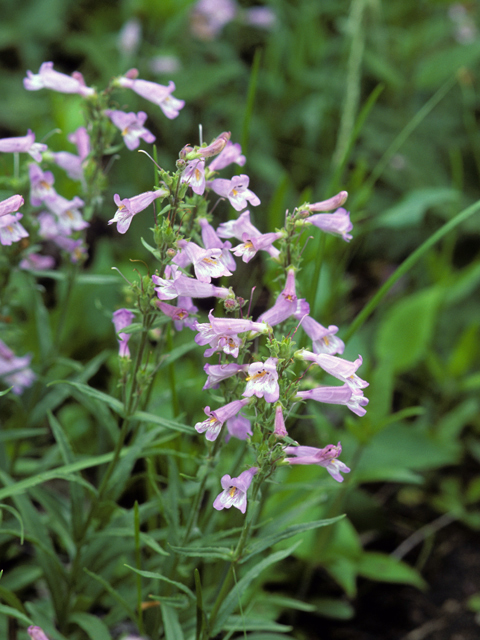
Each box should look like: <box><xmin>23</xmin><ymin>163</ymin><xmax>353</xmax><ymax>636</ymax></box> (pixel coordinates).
<box><xmin>195</xmin><ymin>398</ymin><xmax>250</xmax><ymax>441</ymax></box>
<box><xmin>284</xmin><ymin>443</ymin><xmax>350</xmax><ymax>482</ymax></box>
<box><xmin>273</xmin><ymin>404</ymin><xmax>288</xmax><ymax>437</ymax></box>
<box><xmin>297</xmin><ymin>350</ymin><xmax>368</xmax><ymax>392</ymax></box>
<box><xmin>296</xmin><ymin>384</ymin><xmax>368</xmax><ymax>417</ymax></box>
<box><xmin>180</xmin><ymin>159</ymin><xmax>206</xmax><ymax>195</ymax></box>
<box><xmin>173</xmin><ymin>240</ymin><xmax>232</xmax><ymax>283</ymax></box>
<box><xmin>117</xmin><ymin>71</ymin><xmax>184</xmax><ymax>119</ymax></box>
<box><xmin>213</xmin><ymin>467</ymin><xmax>258</xmax><ymax>514</ymax></box>
<box><xmin>232</xmin><ymin>230</ymin><xmax>285</xmax><ymax>263</ymax></box>
<box><xmin>46</xmin><ymin>194</ymin><xmax>89</xmax><ymax>233</ymax></box>
<box><xmin>27</xmin><ymin>626</ymin><xmax>50</xmax><ymax>640</ymax></box>
<box><xmin>156</xmin><ymin>298</ymin><xmax>198</xmax><ymax>331</ymax></box>
<box><xmin>0</xmin><ymin>130</ymin><xmax>47</xmax><ymax>162</ymax></box>
<box><xmin>226</xmin><ymin>413</ymin><xmax>252</xmax><ymax>441</ymax></box>
<box><xmin>0</xmin><ymin>213</ymin><xmax>28</xmax><ymax>245</ymax></box>
<box><xmin>210</xmin><ymin>174</ymin><xmax>260</xmax><ymax>211</ymax></box>
<box><xmin>0</xmin><ymin>194</ymin><xmax>24</xmax><ymax>218</ymax></box>
<box><xmin>299</xmin><ymin>191</ymin><xmax>348</xmax><ymax>213</ymax></box>
<box><xmin>203</xmin><ymin>362</ymin><xmax>249</xmax><ymax>389</ymax></box>
<box><xmin>24</xmin><ymin>62</ymin><xmax>95</xmax><ymax>96</ymax></box>
<box><xmin>257</xmin><ymin>268</ymin><xmax>309</xmax><ymax>327</ymax></box>
<box><xmin>118</xmin><ymin>18</ymin><xmax>142</xmax><ymax>54</ymax></box>
<box><xmin>19</xmin><ymin>253</ymin><xmax>55</xmax><ymax>270</ymax></box>
<box><xmin>0</xmin><ymin>340</ymin><xmax>36</xmax><ymax>395</ymax></box>
<box><xmin>198</xmin><ymin>218</ymin><xmax>236</xmax><ymax>272</ymax></box>
<box><xmin>217</xmin><ymin>210</ymin><xmax>279</xmax><ymax>259</ymax></box>
<box><xmin>109</xmin><ymin>189</ymin><xmax>168</xmax><ymax>233</ymax></box>
<box><xmin>112</xmin><ymin>309</ymin><xmax>135</xmax><ymax>357</ymax></box>
<box><xmin>209</xmin><ymin>141</ymin><xmax>246</xmax><ymax>171</ymax></box>
<box><xmin>296</xmin><ymin>315</ymin><xmax>345</xmax><ymax>356</ymax></box>
<box><xmin>191</xmin><ymin>0</ymin><xmax>238</xmax><ymax>40</ymax></box>
<box><xmin>152</xmin><ymin>265</ymin><xmax>230</xmax><ymax>301</ymax></box>
<box><xmin>29</xmin><ymin>164</ymin><xmax>57</xmax><ymax>206</ymax></box>
<box><xmin>105</xmin><ymin>109</ymin><xmax>155</xmax><ymax>150</ymax></box>
<box><xmin>306</xmin><ymin>207</ymin><xmax>353</xmax><ymax>242</ymax></box>
<box><xmin>243</xmin><ymin>357</ymin><xmax>279</xmax><ymax>403</ymax></box>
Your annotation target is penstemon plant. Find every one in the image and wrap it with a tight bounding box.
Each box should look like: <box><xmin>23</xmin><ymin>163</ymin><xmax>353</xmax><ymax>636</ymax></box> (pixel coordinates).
<box><xmin>1</xmin><ymin>58</ymin><xmax>370</xmax><ymax>640</ymax></box>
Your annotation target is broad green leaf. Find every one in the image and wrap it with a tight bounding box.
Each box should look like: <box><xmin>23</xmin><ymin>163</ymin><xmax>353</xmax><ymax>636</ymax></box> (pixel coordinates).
<box><xmin>357</xmin><ymin>552</ymin><xmax>427</xmax><ymax>590</ymax></box>
<box><xmin>242</xmin><ymin>516</ymin><xmax>345</xmax><ymax>562</ymax></box>
<box><xmin>161</xmin><ymin>603</ymin><xmax>184</xmax><ymax>640</ymax></box>
<box><xmin>213</xmin><ymin>543</ymin><xmax>301</xmax><ymax>635</ymax></box>
<box><xmin>374</xmin><ymin>287</ymin><xmax>442</xmax><ymax>373</ymax></box>
<box><xmin>70</xmin><ymin>612</ymin><xmax>111</xmax><ymax>640</ymax></box>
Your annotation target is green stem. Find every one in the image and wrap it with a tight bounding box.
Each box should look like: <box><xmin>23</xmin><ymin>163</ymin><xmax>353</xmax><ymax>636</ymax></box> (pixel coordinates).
<box><xmin>343</xmin><ymin>198</ymin><xmax>480</xmax><ymax>343</ymax></box>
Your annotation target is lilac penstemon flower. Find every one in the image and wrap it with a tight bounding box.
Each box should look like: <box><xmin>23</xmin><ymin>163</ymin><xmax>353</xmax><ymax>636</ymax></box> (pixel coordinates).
<box><xmin>195</xmin><ymin>309</ymin><xmax>270</xmax><ymax>358</ymax></box>
<box><xmin>156</xmin><ymin>298</ymin><xmax>198</xmax><ymax>331</ymax></box>
<box><xmin>152</xmin><ymin>265</ymin><xmax>230</xmax><ymax>301</ymax></box>
<box><xmin>232</xmin><ymin>230</ymin><xmax>285</xmax><ymax>263</ymax></box>
<box><xmin>296</xmin><ymin>349</ymin><xmax>368</xmax><ymax>392</ymax></box>
<box><xmin>46</xmin><ymin>194</ymin><xmax>89</xmax><ymax>233</ymax></box>
<box><xmin>203</xmin><ymin>362</ymin><xmax>249</xmax><ymax>389</ymax></box>
<box><xmin>298</xmin><ymin>190</ymin><xmax>348</xmax><ymax>214</ymax></box>
<box><xmin>112</xmin><ymin>309</ymin><xmax>135</xmax><ymax>357</ymax></box>
<box><xmin>27</xmin><ymin>626</ymin><xmax>50</xmax><ymax>640</ymax></box>
<box><xmin>29</xmin><ymin>164</ymin><xmax>57</xmax><ymax>206</ymax></box>
<box><xmin>191</xmin><ymin>131</ymin><xmax>231</xmax><ymax>159</ymax></box>
<box><xmin>180</xmin><ymin>158</ymin><xmax>206</xmax><ymax>195</ymax></box>
<box><xmin>173</xmin><ymin>240</ymin><xmax>232</xmax><ymax>283</ymax></box>
<box><xmin>23</xmin><ymin>62</ymin><xmax>95</xmax><ymax>97</ymax></box>
<box><xmin>105</xmin><ymin>109</ymin><xmax>155</xmax><ymax>150</ymax></box>
<box><xmin>257</xmin><ymin>268</ymin><xmax>309</xmax><ymax>327</ymax></box>
<box><xmin>0</xmin><ymin>195</ymin><xmax>24</xmax><ymax>218</ymax></box>
<box><xmin>0</xmin><ymin>130</ymin><xmax>47</xmax><ymax>162</ymax></box>
<box><xmin>195</xmin><ymin>398</ymin><xmax>251</xmax><ymax>441</ymax></box>
<box><xmin>216</xmin><ymin>210</ymin><xmax>280</xmax><ymax>259</ymax></box>
<box><xmin>198</xmin><ymin>218</ymin><xmax>236</xmax><ymax>272</ymax></box>
<box><xmin>243</xmin><ymin>357</ymin><xmax>279</xmax><ymax>403</ymax></box>
<box><xmin>296</xmin><ymin>384</ymin><xmax>368</xmax><ymax>417</ymax></box>
<box><xmin>284</xmin><ymin>442</ymin><xmax>350</xmax><ymax>483</ymax></box>
<box><xmin>208</xmin><ymin>140</ymin><xmax>246</xmax><ymax>171</ymax></box>
<box><xmin>109</xmin><ymin>188</ymin><xmax>168</xmax><ymax>234</ymax></box>
<box><xmin>210</xmin><ymin>174</ymin><xmax>260</xmax><ymax>211</ymax></box>
<box><xmin>190</xmin><ymin>0</ymin><xmax>238</xmax><ymax>40</ymax></box>
<box><xmin>273</xmin><ymin>404</ymin><xmax>288</xmax><ymax>437</ymax></box>
<box><xmin>52</xmin><ymin>126</ymin><xmax>90</xmax><ymax>181</ymax></box>
<box><xmin>0</xmin><ymin>339</ymin><xmax>36</xmax><ymax>394</ymax></box>
<box><xmin>19</xmin><ymin>253</ymin><xmax>55</xmax><ymax>271</ymax></box>
<box><xmin>0</xmin><ymin>213</ymin><xmax>29</xmax><ymax>246</ymax></box>
<box><xmin>213</xmin><ymin>467</ymin><xmax>258</xmax><ymax>514</ymax></box>
<box><xmin>304</xmin><ymin>207</ymin><xmax>353</xmax><ymax>242</ymax></box>
<box><xmin>226</xmin><ymin>413</ymin><xmax>252</xmax><ymax>441</ymax></box>
<box><xmin>296</xmin><ymin>314</ymin><xmax>345</xmax><ymax>356</ymax></box>
<box><xmin>116</xmin><ymin>69</ymin><xmax>184</xmax><ymax>119</ymax></box>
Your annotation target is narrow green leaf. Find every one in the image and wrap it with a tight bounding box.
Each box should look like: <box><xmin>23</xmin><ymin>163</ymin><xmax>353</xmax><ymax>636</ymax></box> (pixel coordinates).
<box><xmin>83</xmin><ymin>568</ymin><xmax>137</xmax><ymax>621</ymax></box>
<box><xmin>125</xmin><ymin>565</ymin><xmax>195</xmax><ymax>600</ymax></box>
<box><xmin>0</xmin><ymin>586</ymin><xmax>28</xmax><ymax>615</ymax></box>
<box><xmin>70</xmin><ymin>612</ymin><xmax>111</xmax><ymax>640</ymax></box>
<box><xmin>195</xmin><ymin>568</ymin><xmax>208</xmax><ymax>640</ymax></box>
<box><xmin>0</xmin><ymin>428</ymin><xmax>48</xmax><ymax>443</ymax></box>
<box><xmin>0</xmin><ymin>503</ymin><xmax>24</xmax><ymax>543</ymax></box>
<box><xmin>357</xmin><ymin>552</ymin><xmax>427</xmax><ymax>590</ymax></box>
<box><xmin>131</xmin><ymin>410</ymin><xmax>192</xmax><ymax>434</ymax></box>
<box><xmin>0</xmin><ymin>603</ymin><xmax>33</xmax><ymax>625</ymax></box>
<box><xmin>161</xmin><ymin>603</ymin><xmax>185</xmax><ymax>640</ymax></box>
<box><xmin>47</xmin><ymin>381</ymin><xmax>124</xmax><ymax>415</ymax></box>
<box><xmin>223</xmin><ymin>616</ymin><xmax>292</xmax><ymax>633</ymax></box>
<box><xmin>169</xmin><ymin>545</ymin><xmax>232</xmax><ymax>561</ymax></box>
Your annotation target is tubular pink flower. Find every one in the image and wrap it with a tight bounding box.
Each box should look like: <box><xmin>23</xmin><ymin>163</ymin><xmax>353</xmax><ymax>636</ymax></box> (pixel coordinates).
<box><xmin>112</xmin><ymin>308</ymin><xmax>135</xmax><ymax>357</ymax></box>
<box><xmin>0</xmin><ymin>213</ymin><xmax>28</xmax><ymax>245</ymax></box>
<box><xmin>105</xmin><ymin>110</ymin><xmax>155</xmax><ymax>150</ymax></box>
<box><xmin>233</xmin><ymin>230</ymin><xmax>285</xmax><ymax>263</ymax></box>
<box><xmin>274</xmin><ymin>404</ymin><xmax>288</xmax><ymax>437</ymax></box>
<box><xmin>195</xmin><ymin>398</ymin><xmax>251</xmax><ymax>441</ymax></box>
<box><xmin>46</xmin><ymin>194</ymin><xmax>89</xmax><ymax>232</ymax></box>
<box><xmin>297</xmin><ymin>350</ymin><xmax>368</xmax><ymax>391</ymax></box>
<box><xmin>180</xmin><ymin>159</ymin><xmax>206</xmax><ymax>195</ymax></box>
<box><xmin>307</xmin><ymin>207</ymin><xmax>353</xmax><ymax>242</ymax></box>
<box><xmin>213</xmin><ymin>467</ymin><xmax>258</xmax><ymax>514</ymax></box>
<box><xmin>27</xmin><ymin>626</ymin><xmax>50</xmax><ymax>640</ymax></box>
<box><xmin>152</xmin><ymin>265</ymin><xmax>230</xmax><ymax>300</ymax></box>
<box><xmin>196</xmin><ymin>131</ymin><xmax>231</xmax><ymax>158</ymax></box>
<box><xmin>109</xmin><ymin>189</ymin><xmax>168</xmax><ymax>233</ymax></box>
<box><xmin>243</xmin><ymin>357</ymin><xmax>279</xmax><ymax>403</ymax></box>
<box><xmin>257</xmin><ymin>268</ymin><xmax>306</xmax><ymax>326</ymax></box>
<box><xmin>217</xmin><ymin>210</ymin><xmax>279</xmax><ymax>259</ymax></box>
<box><xmin>117</xmin><ymin>74</ymin><xmax>184</xmax><ymax>119</ymax></box>
<box><xmin>195</xmin><ymin>310</ymin><xmax>269</xmax><ymax>358</ymax></box>
<box><xmin>284</xmin><ymin>443</ymin><xmax>350</xmax><ymax>482</ymax></box>
<box><xmin>52</xmin><ymin>128</ymin><xmax>90</xmax><ymax>181</ymax></box>
<box><xmin>297</xmin><ymin>315</ymin><xmax>345</xmax><ymax>355</ymax></box>
<box><xmin>191</xmin><ymin>0</ymin><xmax>238</xmax><ymax>40</ymax></box>
<box><xmin>226</xmin><ymin>413</ymin><xmax>252</xmax><ymax>441</ymax></box>
<box><xmin>29</xmin><ymin>164</ymin><xmax>57</xmax><ymax>206</ymax></box>
<box><xmin>302</xmin><ymin>191</ymin><xmax>348</xmax><ymax>213</ymax></box>
<box><xmin>199</xmin><ymin>218</ymin><xmax>236</xmax><ymax>272</ymax></box>
<box><xmin>208</xmin><ymin>141</ymin><xmax>246</xmax><ymax>170</ymax></box>
<box><xmin>296</xmin><ymin>384</ymin><xmax>368</xmax><ymax>416</ymax></box>
<box><xmin>0</xmin><ymin>340</ymin><xmax>36</xmax><ymax>394</ymax></box>
<box><xmin>243</xmin><ymin>6</ymin><xmax>277</xmax><ymax>28</ymax></box>
<box><xmin>0</xmin><ymin>195</ymin><xmax>24</xmax><ymax>218</ymax></box>
<box><xmin>68</xmin><ymin>126</ymin><xmax>90</xmax><ymax>159</ymax></box>
<box><xmin>19</xmin><ymin>253</ymin><xmax>55</xmax><ymax>270</ymax></box>
<box><xmin>203</xmin><ymin>363</ymin><xmax>249</xmax><ymax>389</ymax></box>
<box><xmin>210</xmin><ymin>174</ymin><xmax>260</xmax><ymax>211</ymax></box>
<box><xmin>173</xmin><ymin>240</ymin><xmax>232</xmax><ymax>283</ymax></box>
<box><xmin>156</xmin><ymin>298</ymin><xmax>198</xmax><ymax>331</ymax></box>
<box><xmin>0</xmin><ymin>130</ymin><xmax>47</xmax><ymax>162</ymax></box>
<box><xmin>23</xmin><ymin>62</ymin><xmax>95</xmax><ymax>96</ymax></box>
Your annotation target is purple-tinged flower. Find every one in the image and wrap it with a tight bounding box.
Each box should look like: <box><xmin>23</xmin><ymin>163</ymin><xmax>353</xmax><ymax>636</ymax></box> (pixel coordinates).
<box><xmin>199</xmin><ymin>218</ymin><xmax>236</xmax><ymax>271</ymax></box>
<box><xmin>0</xmin><ymin>130</ymin><xmax>47</xmax><ymax>162</ymax></box>
<box><xmin>257</xmin><ymin>268</ymin><xmax>308</xmax><ymax>327</ymax></box>
<box><xmin>0</xmin><ymin>195</ymin><xmax>24</xmax><ymax>218</ymax></box>
<box><xmin>216</xmin><ymin>210</ymin><xmax>279</xmax><ymax>259</ymax></box>
<box><xmin>284</xmin><ymin>442</ymin><xmax>350</xmax><ymax>482</ymax></box>
<box><xmin>180</xmin><ymin>159</ymin><xmax>206</xmax><ymax>195</ymax></box>
<box><xmin>105</xmin><ymin>109</ymin><xmax>155</xmax><ymax>150</ymax></box>
<box><xmin>191</xmin><ymin>0</ymin><xmax>238</xmax><ymax>40</ymax></box>
<box><xmin>273</xmin><ymin>404</ymin><xmax>288</xmax><ymax>437</ymax></box>
<box><xmin>297</xmin><ymin>350</ymin><xmax>368</xmax><ymax>392</ymax></box>
<box><xmin>243</xmin><ymin>357</ymin><xmax>279</xmax><ymax>403</ymax></box>
<box><xmin>109</xmin><ymin>189</ymin><xmax>168</xmax><ymax>234</ymax></box>
<box><xmin>195</xmin><ymin>309</ymin><xmax>269</xmax><ymax>358</ymax></box>
<box><xmin>296</xmin><ymin>384</ymin><xmax>368</xmax><ymax>416</ymax></box>
<box><xmin>24</xmin><ymin>62</ymin><xmax>95</xmax><ymax>97</ymax></box>
<box><xmin>296</xmin><ymin>315</ymin><xmax>345</xmax><ymax>356</ymax></box>
<box><xmin>233</xmin><ymin>230</ymin><xmax>285</xmax><ymax>263</ymax></box>
<box><xmin>173</xmin><ymin>240</ymin><xmax>233</xmax><ymax>283</ymax></box>
<box><xmin>38</xmin><ymin>212</ymin><xmax>65</xmax><ymax>240</ymax></box>
<box><xmin>112</xmin><ymin>308</ymin><xmax>135</xmax><ymax>357</ymax></box>
<box><xmin>195</xmin><ymin>131</ymin><xmax>231</xmax><ymax>159</ymax></box>
<box><xmin>116</xmin><ymin>71</ymin><xmax>184</xmax><ymax>119</ymax></box>
<box><xmin>306</xmin><ymin>207</ymin><xmax>353</xmax><ymax>242</ymax></box>
<box><xmin>299</xmin><ymin>191</ymin><xmax>348</xmax><ymax>213</ymax></box>
<box><xmin>213</xmin><ymin>467</ymin><xmax>258</xmax><ymax>514</ymax></box>
<box><xmin>152</xmin><ymin>265</ymin><xmax>230</xmax><ymax>301</ymax></box>
<box><xmin>69</xmin><ymin>126</ymin><xmax>90</xmax><ymax>160</ymax></box>
<box><xmin>29</xmin><ymin>164</ymin><xmax>57</xmax><ymax>206</ymax></box>
<box><xmin>0</xmin><ymin>340</ymin><xmax>36</xmax><ymax>395</ymax></box>
<box><xmin>209</xmin><ymin>141</ymin><xmax>246</xmax><ymax>171</ymax></box>
<box><xmin>243</xmin><ymin>6</ymin><xmax>277</xmax><ymax>28</ymax></box>
<box><xmin>156</xmin><ymin>298</ymin><xmax>198</xmax><ymax>331</ymax></box>
<box><xmin>19</xmin><ymin>253</ymin><xmax>55</xmax><ymax>270</ymax></box>
<box><xmin>226</xmin><ymin>413</ymin><xmax>252</xmax><ymax>442</ymax></box>
<box><xmin>118</xmin><ymin>18</ymin><xmax>142</xmax><ymax>54</ymax></box>
<box><xmin>46</xmin><ymin>195</ymin><xmax>89</xmax><ymax>232</ymax></box>
<box><xmin>27</xmin><ymin>626</ymin><xmax>50</xmax><ymax>640</ymax></box>
<box><xmin>195</xmin><ymin>398</ymin><xmax>251</xmax><ymax>441</ymax></box>
<box><xmin>203</xmin><ymin>362</ymin><xmax>249</xmax><ymax>389</ymax></box>
<box><xmin>54</xmin><ymin>236</ymin><xmax>88</xmax><ymax>263</ymax></box>
<box><xmin>0</xmin><ymin>213</ymin><xmax>28</xmax><ymax>246</ymax></box>
<box><xmin>210</xmin><ymin>174</ymin><xmax>260</xmax><ymax>211</ymax></box>
<box><xmin>51</xmin><ymin>151</ymin><xmax>84</xmax><ymax>181</ymax></box>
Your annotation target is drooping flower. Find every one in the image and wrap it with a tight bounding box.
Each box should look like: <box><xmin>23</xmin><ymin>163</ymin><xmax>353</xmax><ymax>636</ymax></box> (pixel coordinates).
<box><xmin>306</xmin><ymin>207</ymin><xmax>353</xmax><ymax>242</ymax></box>
<box><xmin>284</xmin><ymin>442</ymin><xmax>350</xmax><ymax>482</ymax></box>
<box><xmin>0</xmin><ymin>213</ymin><xmax>29</xmax><ymax>246</ymax></box>
<box><xmin>51</xmin><ymin>127</ymin><xmax>90</xmax><ymax>181</ymax></box>
<box><xmin>24</xmin><ymin>62</ymin><xmax>95</xmax><ymax>97</ymax></box>
<box><xmin>257</xmin><ymin>268</ymin><xmax>309</xmax><ymax>327</ymax></box>
<box><xmin>0</xmin><ymin>130</ymin><xmax>47</xmax><ymax>162</ymax></box>
<box><xmin>195</xmin><ymin>398</ymin><xmax>251</xmax><ymax>441</ymax></box>
<box><xmin>27</xmin><ymin>626</ymin><xmax>50</xmax><ymax>640</ymax></box>
<box><xmin>194</xmin><ymin>131</ymin><xmax>231</xmax><ymax>158</ymax></box>
<box><xmin>105</xmin><ymin>109</ymin><xmax>155</xmax><ymax>150</ymax></box>
<box><xmin>0</xmin><ymin>195</ymin><xmax>24</xmax><ymax>218</ymax></box>
<box><xmin>152</xmin><ymin>265</ymin><xmax>230</xmax><ymax>301</ymax></box>
<box><xmin>203</xmin><ymin>362</ymin><xmax>249</xmax><ymax>389</ymax></box>
<box><xmin>109</xmin><ymin>189</ymin><xmax>168</xmax><ymax>233</ymax></box>
<box><xmin>116</xmin><ymin>71</ymin><xmax>184</xmax><ymax>119</ymax></box>
<box><xmin>0</xmin><ymin>340</ymin><xmax>36</xmax><ymax>394</ymax></box>
<box><xmin>273</xmin><ymin>404</ymin><xmax>288</xmax><ymax>437</ymax></box>
<box><xmin>243</xmin><ymin>357</ymin><xmax>279</xmax><ymax>403</ymax></box>
<box><xmin>209</xmin><ymin>141</ymin><xmax>246</xmax><ymax>171</ymax></box>
<box><xmin>112</xmin><ymin>308</ymin><xmax>135</xmax><ymax>357</ymax></box>
<box><xmin>296</xmin><ymin>384</ymin><xmax>368</xmax><ymax>417</ymax></box>
<box><xmin>213</xmin><ymin>466</ymin><xmax>258</xmax><ymax>514</ymax></box>
<box><xmin>296</xmin><ymin>315</ymin><xmax>345</xmax><ymax>356</ymax></box>
<box><xmin>296</xmin><ymin>350</ymin><xmax>368</xmax><ymax>392</ymax></box>
<box><xmin>29</xmin><ymin>164</ymin><xmax>57</xmax><ymax>206</ymax></box>
<box><xmin>210</xmin><ymin>174</ymin><xmax>260</xmax><ymax>211</ymax></box>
